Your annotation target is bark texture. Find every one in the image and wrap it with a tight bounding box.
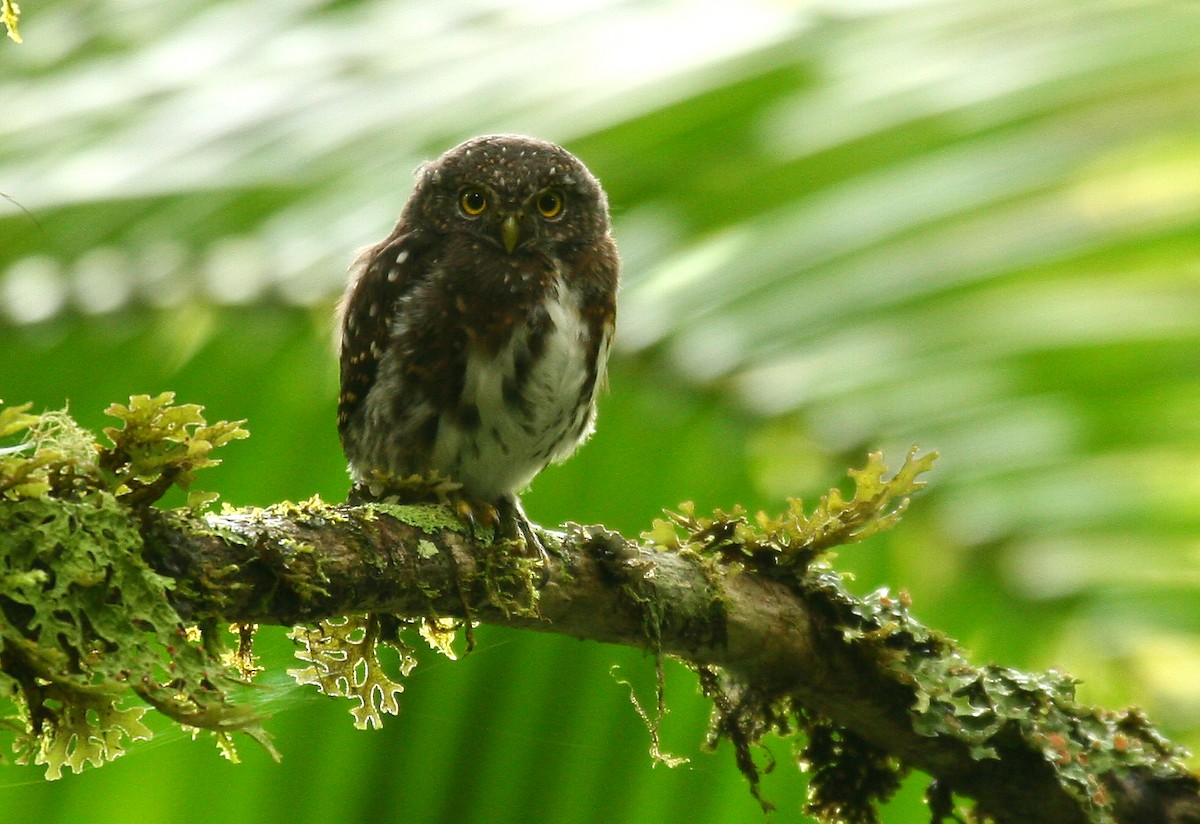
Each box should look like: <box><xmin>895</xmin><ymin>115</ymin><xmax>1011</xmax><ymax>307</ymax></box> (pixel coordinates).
<box><xmin>135</xmin><ymin>501</ymin><xmax>1200</xmax><ymax>824</ymax></box>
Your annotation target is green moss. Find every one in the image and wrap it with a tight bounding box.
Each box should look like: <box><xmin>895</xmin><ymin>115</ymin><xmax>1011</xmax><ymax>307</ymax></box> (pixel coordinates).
<box><xmin>365</xmin><ymin>501</ymin><xmax>469</xmax><ymax>535</ymax></box>
<box><xmin>6</xmin><ymin>399</ymin><xmax>1189</xmax><ymax>818</ymax></box>
<box><xmin>473</xmin><ymin>538</ymin><xmax>540</xmax><ymax>617</ymax></box>
<box><xmin>636</xmin><ymin>451</ymin><xmax>942</xmax><ymax>817</ymax></box>
<box><xmin>799</xmin><ymin>718</ymin><xmax>906</xmax><ymax>824</ymax></box>
<box><xmin>273</xmin><ymin>538</ymin><xmax>331</xmax><ymax>602</ymax></box>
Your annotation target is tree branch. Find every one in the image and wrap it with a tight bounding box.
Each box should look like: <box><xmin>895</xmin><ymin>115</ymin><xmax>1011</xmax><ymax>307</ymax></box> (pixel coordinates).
<box><xmin>3</xmin><ymin>398</ymin><xmax>1197</xmax><ymax>822</ymax></box>
<box><xmin>139</xmin><ymin>500</ymin><xmax>1200</xmax><ymax>824</ymax></box>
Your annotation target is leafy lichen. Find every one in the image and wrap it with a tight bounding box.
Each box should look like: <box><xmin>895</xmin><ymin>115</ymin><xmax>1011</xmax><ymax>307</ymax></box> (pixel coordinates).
<box><xmin>0</xmin><ymin>397</ymin><xmax>271</xmax><ymax>779</ymax></box>
<box><xmin>645</xmin><ymin>447</ymin><xmax>937</xmax><ymax>579</ymax></box>
<box><xmin>803</xmin><ymin>569</ymin><xmax>1197</xmax><ymax>822</ymax></box>
<box><xmin>288</xmin><ymin>614</ymin><xmax>414</xmax><ymax>730</ymax></box>
<box><xmin>288</xmin><ymin>612</ymin><xmax>469</xmax><ymax>728</ymax></box>
<box><xmin>636</xmin><ymin>451</ymin><xmax>940</xmax><ymax>819</ymax></box>
<box><xmin>5</xmin><ymin>399</ymin><xmax>1193</xmax><ymax>820</ymax></box>
<box><xmin>2</xmin><ymin>398</ymin><xmax>488</xmax><ymax>768</ymax></box>
<box><xmin>99</xmin><ymin>392</ymin><xmax>248</xmax><ymax>509</ymax></box>
<box><xmin>652</xmin><ymin>449</ymin><xmax>1195</xmax><ymax>823</ymax></box>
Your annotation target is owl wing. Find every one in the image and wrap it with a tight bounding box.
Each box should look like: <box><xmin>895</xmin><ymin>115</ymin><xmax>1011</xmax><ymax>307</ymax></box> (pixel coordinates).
<box><xmin>336</xmin><ymin>228</ymin><xmax>431</xmax><ymax>449</ymax></box>
<box><xmin>573</xmin><ymin>235</ymin><xmax>620</xmax><ymax>400</ymax></box>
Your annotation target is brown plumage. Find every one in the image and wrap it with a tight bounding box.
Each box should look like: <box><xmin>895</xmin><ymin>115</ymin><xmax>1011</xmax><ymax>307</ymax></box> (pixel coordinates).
<box><xmin>337</xmin><ymin>134</ymin><xmax>618</xmax><ymax>544</ymax></box>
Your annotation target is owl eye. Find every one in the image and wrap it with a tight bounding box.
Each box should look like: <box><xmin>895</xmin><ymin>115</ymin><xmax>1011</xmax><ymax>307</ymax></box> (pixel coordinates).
<box><xmin>459</xmin><ymin>188</ymin><xmax>488</xmax><ymax>216</ymax></box>
<box><xmin>535</xmin><ymin>190</ymin><xmax>564</xmax><ymax>219</ymax></box>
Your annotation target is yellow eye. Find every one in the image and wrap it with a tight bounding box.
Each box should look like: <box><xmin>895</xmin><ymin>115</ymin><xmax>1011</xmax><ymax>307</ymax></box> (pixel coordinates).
<box><xmin>535</xmin><ymin>190</ymin><xmax>563</xmax><ymax>219</ymax></box>
<box><xmin>459</xmin><ymin>188</ymin><xmax>488</xmax><ymax>216</ymax></box>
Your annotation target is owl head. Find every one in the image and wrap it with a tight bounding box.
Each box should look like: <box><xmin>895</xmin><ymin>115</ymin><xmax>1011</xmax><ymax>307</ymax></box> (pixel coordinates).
<box><xmin>406</xmin><ymin>134</ymin><xmax>611</xmax><ymax>255</ymax></box>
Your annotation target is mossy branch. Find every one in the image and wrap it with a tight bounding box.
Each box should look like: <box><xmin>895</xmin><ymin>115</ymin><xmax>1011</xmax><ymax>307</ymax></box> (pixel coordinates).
<box><xmin>2</xmin><ymin>398</ymin><xmax>1198</xmax><ymax>824</ymax></box>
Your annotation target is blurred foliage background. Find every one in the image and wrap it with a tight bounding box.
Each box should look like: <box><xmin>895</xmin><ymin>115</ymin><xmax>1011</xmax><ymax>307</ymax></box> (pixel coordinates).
<box><xmin>3</xmin><ymin>0</ymin><xmax>1199</xmax><ymax>821</ymax></box>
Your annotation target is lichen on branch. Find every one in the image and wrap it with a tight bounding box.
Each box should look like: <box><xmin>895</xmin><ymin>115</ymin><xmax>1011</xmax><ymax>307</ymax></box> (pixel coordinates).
<box><xmin>1</xmin><ymin>398</ymin><xmax>1198</xmax><ymax>824</ymax></box>
<box><xmin>643</xmin><ymin>447</ymin><xmax>936</xmax><ymax>578</ymax></box>
<box><xmin>0</xmin><ymin>395</ymin><xmax>269</xmax><ymax>778</ymax></box>
<box><xmin>0</xmin><ymin>397</ymin><xmax>530</xmax><ymax>778</ymax></box>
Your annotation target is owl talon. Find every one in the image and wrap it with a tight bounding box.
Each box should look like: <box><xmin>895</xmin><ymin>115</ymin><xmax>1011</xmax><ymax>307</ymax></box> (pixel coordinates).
<box><xmin>452</xmin><ymin>496</ymin><xmax>500</xmax><ymax>542</ymax></box>
<box><xmin>497</xmin><ymin>496</ymin><xmax>552</xmax><ymax>588</ymax></box>
<box><xmin>520</xmin><ymin>522</ymin><xmax>553</xmax><ymax>590</ymax></box>
<box><xmin>344</xmin><ymin>475</ymin><xmax>549</xmax><ymax>582</ymax></box>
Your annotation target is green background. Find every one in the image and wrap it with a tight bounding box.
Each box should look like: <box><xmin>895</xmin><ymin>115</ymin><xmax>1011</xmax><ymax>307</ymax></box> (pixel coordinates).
<box><xmin>3</xmin><ymin>1</ymin><xmax>1199</xmax><ymax>821</ymax></box>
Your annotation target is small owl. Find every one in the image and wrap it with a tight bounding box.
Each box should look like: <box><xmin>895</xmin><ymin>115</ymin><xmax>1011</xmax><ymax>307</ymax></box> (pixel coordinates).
<box><xmin>337</xmin><ymin>134</ymin><xmax>619</xmax><ymax>554</ymax></box>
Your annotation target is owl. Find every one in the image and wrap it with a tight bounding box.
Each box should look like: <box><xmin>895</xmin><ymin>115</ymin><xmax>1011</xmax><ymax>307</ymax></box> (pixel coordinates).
<box><xmin>337</xmin><ymin>134</ymin><xmax>619</xmax><ymax>559</ymax></box>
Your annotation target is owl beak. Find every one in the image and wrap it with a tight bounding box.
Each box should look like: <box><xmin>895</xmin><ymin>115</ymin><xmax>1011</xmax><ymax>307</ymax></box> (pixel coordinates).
<box><xmin>500</xmin><ymin>214</ymin><xmax>521</xmax><ymax>254</ymax></box>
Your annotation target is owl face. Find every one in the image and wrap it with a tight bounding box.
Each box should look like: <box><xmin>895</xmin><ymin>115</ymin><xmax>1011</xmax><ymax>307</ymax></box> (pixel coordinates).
<box><xmin>406</xmin><ymin>134</ymin><xmax>610</xmax><ymax>256</ymax></box>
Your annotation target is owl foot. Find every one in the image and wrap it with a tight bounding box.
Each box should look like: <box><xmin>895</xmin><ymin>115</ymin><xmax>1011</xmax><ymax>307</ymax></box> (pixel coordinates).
<box><xmin>450</xmin><ymin>494</ymin><xmax>550</xmax><ymax>588</ymax></box>
<box><xmin>496</xmin><ymin>496</ymin><xmax>552</xmax><ymax>588</ymax></box>
<box><xmin>450</xmin><ymin>495</ymin><xmax>500</xmax><ymax>537</ymax></box>
<box><xmin>346</xmin><ymin>473</ymin><xmax>550</xmax><ymax>587</ymax></box>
